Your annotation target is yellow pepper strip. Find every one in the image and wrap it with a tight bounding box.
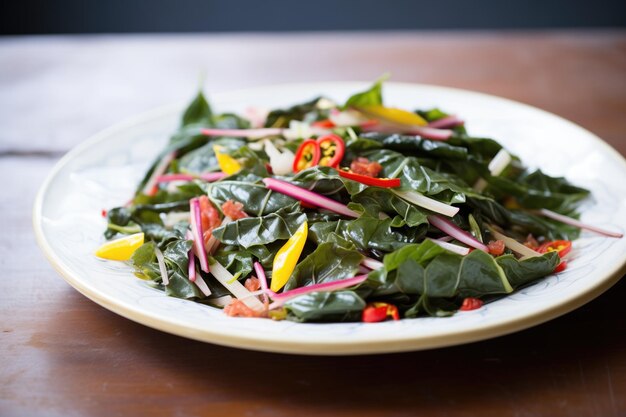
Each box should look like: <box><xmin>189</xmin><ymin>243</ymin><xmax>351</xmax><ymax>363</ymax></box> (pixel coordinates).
<box><xmin>95</xmin><ymin>232</ymin><xmax>144</xmax><ymax>261</ymax></box>
<box><xmin>213</xmin><ymin>145</ymin><xmax>242</xmax><ymax>175</ymax></box>
<box><xmin>357</xmin><ymin>105</ymin><xmax>428</xmax><ymax>127</ymax></box>
<box><xmin>270</xmin><ymin>221</ymin><xmax>308</xmax><ymax>292</ymax></box>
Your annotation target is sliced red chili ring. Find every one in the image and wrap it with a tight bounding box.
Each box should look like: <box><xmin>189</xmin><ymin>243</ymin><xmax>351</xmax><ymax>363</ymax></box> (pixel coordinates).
<box><xmin>292</xmin><ymin>139</ymin><xmax>321</xmax><ymax>173</ymax></box>
<box><xmin>537</xmin><ymin>240</ymin><xmax>572</xmax><ymax>258</ymax></box>
<box><xmin>316</xmin><ymin>134</ymin><xmax>345</xmax><ymax>168</ymax></box>
<box><xmin>338</xmin><ymin>169</ymin><xmax>401</xmax><ymax>188</ymax></box>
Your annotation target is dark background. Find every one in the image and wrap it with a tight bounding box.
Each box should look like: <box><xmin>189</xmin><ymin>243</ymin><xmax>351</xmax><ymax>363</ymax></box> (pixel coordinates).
<box><xmin>2</xmin><ymin>0</ymin><xmax>626</xmax><ymax>34</ymax></box>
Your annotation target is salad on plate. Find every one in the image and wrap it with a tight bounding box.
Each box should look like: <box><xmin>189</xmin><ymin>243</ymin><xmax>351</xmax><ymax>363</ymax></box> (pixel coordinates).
<box><xmin>96</xmin><ymin>78</ymin><xmax>622</xmax><ymax>323</ymax></box>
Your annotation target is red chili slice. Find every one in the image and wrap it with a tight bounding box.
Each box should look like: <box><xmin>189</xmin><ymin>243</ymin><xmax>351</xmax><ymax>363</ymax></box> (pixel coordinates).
<box><xmin>537</xmin><ymin>240</ymin><xmax>572</xmax><ymax>258</ymax></box>
<box><xmin>312</xmin><ymin>119</ymin><xmax>335</xmax><ymax>129</ymax></box>
<box><xmin>292</xmin><ymin>139</ymin><xmax>321</xmax><ymax>173</ymax></box>
<box><xmin>338</xmin><ymin>169</ymin><xmax>401</xmax><ymax>188</ymax></box>
<box><xmin>316</xmin><ymin>134</ymin><xmax>345</xmax><ymax>168</ymax></box>
<box><xmin>554</xmin><ymin>261</ymin><xmax>568</xmax><ymax>273</ymax></box>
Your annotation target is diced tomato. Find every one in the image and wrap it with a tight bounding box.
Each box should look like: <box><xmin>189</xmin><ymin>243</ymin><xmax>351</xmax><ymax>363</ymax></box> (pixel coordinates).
<box><xmin>459</xmin><ymin>297</ymin><xmax>483</xmax><ymax>311</ymax></box>
<box><xmin>350</xmin><ymin>157</ymin><xmax>383</xmax><ymax>178</ymax></box>
<box><xmin>224</xmin><ymin>299</ymin><xmax>266</xmax><ymax>318</ymax></box>
<box><xmin>362</xmin><ymin>302</ymin><xmax>400</xmax><ymax>322</ymax></box>
<box><xmin>244</xmin><ymin>276</ymin><xmax>261</xmax><ymax>292</ymax></box>
<box><xmin>198</xmin><ymin>195</ymin><xmax>221</xmax><ymax>245</ymax></box>
<box><xmin>487</xmin><ymin>240</ymin><xmax>506</xmax><ymax>256</ymax></box>
<box><xmin>101</xmin><ymin>209</ymin><xmax>107</xmax><ymax>218</ymax></box>
<box><xmin>222</xmin><ymin>199</ymin><xmax>248</xmax><ymax>220</ymax></box>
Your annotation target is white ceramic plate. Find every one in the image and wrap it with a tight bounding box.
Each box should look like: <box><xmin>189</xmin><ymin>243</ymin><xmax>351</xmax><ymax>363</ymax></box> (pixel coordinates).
<box><xmin>33</xmin><ymin>82</ymin><xmax>626</xmax><ymax>355</ymax></box>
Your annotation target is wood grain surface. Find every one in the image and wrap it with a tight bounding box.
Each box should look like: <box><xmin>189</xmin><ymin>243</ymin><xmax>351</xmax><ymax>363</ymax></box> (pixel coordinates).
<box><xmin>1</xmin><ymin>31</ymin><xmax>625</xmax><ymax>417</ymax></box>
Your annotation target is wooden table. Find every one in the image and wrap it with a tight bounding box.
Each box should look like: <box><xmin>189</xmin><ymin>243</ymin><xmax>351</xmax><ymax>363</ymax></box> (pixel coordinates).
<box><xmin>2</xmin><ymin>31</ymin><xmax>625</xmax><ymax>417</ymax></box>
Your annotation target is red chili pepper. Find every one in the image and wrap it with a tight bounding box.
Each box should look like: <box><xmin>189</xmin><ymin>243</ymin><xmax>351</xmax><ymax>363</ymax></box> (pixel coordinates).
<box><xmin>362</xmin><ymin>302</ymin><xmax>400</xmax><ymax>322</ymax></box>
<box><xmin>101</xmin><ymin>209</ymin><xmax>108</xmax><ymax>218</ymax></box>
<box><xmin>312</xmin><ymin>119</ymin><xmax>335</xmax><ymax>129</ymax></box>
<box><xmin>300</xmin><ymin>200</ymin><xmax>317</xmax><ymax>209</ymax></box>
<box><xmin>554</xmin><ymin>261</ymin><xmax>568</xmax><ymax>273</ymax></box>
<box><xmin>459</xmin><ymin>297</ymin><xmax>483</xmax><ymax>311</ymax></box>
<box><xmin>338</xmin><ymin>169</ymin><xmax>401</xmax><ymax>188</ymax></box>
<box><xmin>316</xmin><ymin>134</ymin><xmax>345</xmax><ymax>168</ymax></box>
<box><xmin>537</xmin><ymin>240</ymin><xmax>572</xmax><ymax>258</ymax></box>
<box><xmin>292</xmin><ymin>139</ymin><xmax>321</xmax><ymax>173</ymax></box>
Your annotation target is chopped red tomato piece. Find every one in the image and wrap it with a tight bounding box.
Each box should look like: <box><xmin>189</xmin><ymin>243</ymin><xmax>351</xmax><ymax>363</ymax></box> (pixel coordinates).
<box><xmin>224</xmin><ymin>299</ymin><xmax>266</xmax><ymax>318</ymax></box>
<box><xmin>244</xmin><ymin>276</ymin><xmax>261</xmax><ymax>292</ymax></box>
<box><xmin>537</xmin><ymin>240</ymin><xmax>572</xmax><ymax>258</ymax></box>
<box><xmin>221</xmin><ymin>199</ymin><xmax>248</xmax><ymax>220</ymax></box>
<box><xmin>350</xmin><ymin>157</ymin><xmax>383</xmax><ymax>178</ymax></box>
<box><xmin>293</xmin><ymin>139</ymin><xmax>321</xmax><ymax>173</ymax></box>
<box><xmin>459</xmin><ymin>297</ymin><xmax>483</xmax><ymax>311</ymax></box>
<box><xmin>101</xmin><ymin>209</ymin><xmax>107</xmax><ymax>218</ymax></box>
<box><xmin>487</xmin><ymin>240</ymin><xmax>506</xmax><ymax>256</ymax></box>
<box><xmin>316</xmin><ymin>134</ymin><xmax>345</xmax><ymax>168</ymax></box>
<box><xmin>362</xmin><ymin>302</ymin><xmax>400</xmax><ymax>322</ymax></box>
<box><xmin>338</xmin><ymin>169</ymin><xmax>401</xmax><ymax>188</ymax></box>
<box><xmin>198</xmin><ymin>195</ymin><xmax>221</xmax><ymax>245</ymax></box>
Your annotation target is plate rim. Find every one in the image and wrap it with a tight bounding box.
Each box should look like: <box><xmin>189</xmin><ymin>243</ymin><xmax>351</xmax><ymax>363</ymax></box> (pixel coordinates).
<box><xmin>32</xmin><ymin>81</ymin><xmax>626</xmax><ymax>355</ymax></box>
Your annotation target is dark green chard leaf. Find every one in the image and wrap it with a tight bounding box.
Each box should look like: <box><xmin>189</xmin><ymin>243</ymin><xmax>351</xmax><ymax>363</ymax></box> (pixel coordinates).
<box><xmin>364</xmin><ymin>149</ymin><xmax>476</xmax><ymax>203</ymax></box>
<box><xmin>264</xmin><ymin>97</ymin><xmax>329</xmax><ymax>128</ymax></box>
<box><xmin>467</xmin><ymin>197</ymin><xmax>581</xmax><ymax>240</ymax></box>
<box><xmin>359</xmin><ymin>133</ymin><xmax>468</xmax><ymax>160</ymax></box>
<box><xmin>213</xmin><ymin>113</ymin><xmax>251</xmax><ymax>129</ymax></box>
<box><xmin>348</xmin><ymin>187</ymin><xmax>429</xmax><ymax>227</ymax></box>
<box><xmin>289</xmin><ymin>166</ymin><xmax>355</xmax><ymax>196</ymax></box>
<box><xmin>213</xmin><ymin>246</ymin><xmax>254</xmax><ymax>279</ymax></box>
<box><xmin>130</xmin><ymin>238</ymin><xmax>204</xmax><ymax>299</ymax></box>
<box><xmin>361</xmin><ymin>240</ymin><xmax>559</xmax><ymax>317</ymax></box>
<box><xmin>182</xmin><ymin>91</ymin><xmax>213</xmax><ymax>127</ymax></box>
<box><xmin>496</xmin><ymin>252</ymin><xmax>559</xmax><ymax>288</ymax></box>
<box><xmin>205</xmin><ymin>172</ymin><xmax>297</xmax><ymax>216</ymax></box>
<box><xmin>212</xmin><ymin>207</ymin><xmax>306</xmax><ymax>248</ymax></box>
<box><xmin>283</xmin><ymin>242</ymin><xmax>364</xmax><ymax>291</ymax></box>
<box><xmin>162</xmin><ymin>239</ymin><xmax>205</xmax><ymax>299</ymax></box>
<box><xmin>487</xmin><ymin>169</ymin><xmax>590</xmax><ymax>214</ymax></box>
<box><xmin>284</xmin><ymin>291</ymin><xmax>366</xmax><ymax>322</ymax></box>
<box><xmin>344</xmin><ymin>76</ymin><xmax>387</xmax><ymax>108</ymax></box>
<box><xmin>446</xmin><ymin>134</ymin><xmax>504</xmax><ymax>162</ymax></box>
<box><xmin>416</xmin><ymin>108</ymin><xmax>450</xmax><ymax>122</ymax></box>
<box><xmin>178</xmin><ymin>138</ymin><xmax>246</xmax><ymax>174</ymax></box>
<box><xmin>309</xmin><ymin>216</ymin><xmax>426</xmax><ymax>253</ymax></box>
